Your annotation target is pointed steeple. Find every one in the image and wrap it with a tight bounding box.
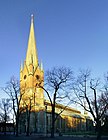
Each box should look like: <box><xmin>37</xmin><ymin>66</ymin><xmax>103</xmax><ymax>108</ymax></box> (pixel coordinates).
<box><xmin>26</xmin><ymin>14</ymin><xmax>38</xmax><ymax>68</ymax></box>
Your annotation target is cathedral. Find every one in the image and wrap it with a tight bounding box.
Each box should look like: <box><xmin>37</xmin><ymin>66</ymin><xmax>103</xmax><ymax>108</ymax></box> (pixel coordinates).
<box><xmin>19</xmin><ymin>15</ymin><xmax>93</xmax><ymax>134</ymax></box>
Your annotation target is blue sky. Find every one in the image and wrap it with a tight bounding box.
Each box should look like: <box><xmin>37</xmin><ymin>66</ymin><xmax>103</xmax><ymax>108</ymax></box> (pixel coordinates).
<box><xmin>0</xmin><ymin>0</ymin><xmax>108</xmax><ymax>97</ymax></box>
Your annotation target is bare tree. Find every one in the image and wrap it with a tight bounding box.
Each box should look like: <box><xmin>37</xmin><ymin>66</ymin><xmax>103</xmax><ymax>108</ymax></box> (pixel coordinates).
<box><xmin>38</xmin><ymin>66</ymin><xmax>73</xmax><ymax>137</ymax></box>
<box><xmin>2</xmin><ymin>76</ymin><xmax>23</xmax><ymax>136</ymax></box>
<box><xmin>98</xmin><ymin>74</ymin><xmax>108</xmax><ymax>132</ymax></box>
<box><xmin>100</xmin><ymin>73</ymin><xmax>108</xmax><ymax>109</ymax></box>
<box><xmin>0</xmin><ymin>98</ymin><xmax>12</xmax><ymax>135</ymax></box>
<box><xmin>69</xmin><ymin>69</ymin><xmax>108</xmax><ymax>140</ymax></box>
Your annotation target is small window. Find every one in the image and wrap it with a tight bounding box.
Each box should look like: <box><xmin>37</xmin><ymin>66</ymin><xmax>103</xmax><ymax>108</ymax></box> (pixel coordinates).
<box><xmin>36</xmin><ymin>75</ymin><xmax>39</xmax><ymax>80</ymax></box>
<box><xmin>24</xmin><ymin>75</ymin><xmax>27</xmax><ymax>80</ymax></box>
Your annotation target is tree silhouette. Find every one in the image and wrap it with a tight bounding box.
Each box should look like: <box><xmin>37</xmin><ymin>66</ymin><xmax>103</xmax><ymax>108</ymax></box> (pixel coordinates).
<box><xmin>0</xmin><ymin>98</ymin><xmax>12</xmax><ymax>135</ymax></box>
<box><xmin>38</xmin><ymin>66</ymin><xmax>73</xmax><ymax>137</ymax></box>
<box><xmin>69</xmin><ymin>69</ymin><xmax>108</xmax><ymax>140</ymax></box>
<box><xmin>3</xmin><ymin>76</ymin><xmax>24</xmax><ymax>136</ymax></box>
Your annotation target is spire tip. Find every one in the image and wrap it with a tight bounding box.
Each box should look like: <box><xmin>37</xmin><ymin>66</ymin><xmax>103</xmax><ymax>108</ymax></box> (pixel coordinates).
<box><xmin>31</xmin><ymin>14</ymin><xmax>34</xmax><ymax>22</ymax></box>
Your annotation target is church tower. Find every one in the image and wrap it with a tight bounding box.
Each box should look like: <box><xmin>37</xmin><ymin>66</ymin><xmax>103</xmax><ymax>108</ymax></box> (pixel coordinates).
<box><xmin>20</xmin><ymin>15</ymin><xmax>44</xmax><ymax>110</ymax></box>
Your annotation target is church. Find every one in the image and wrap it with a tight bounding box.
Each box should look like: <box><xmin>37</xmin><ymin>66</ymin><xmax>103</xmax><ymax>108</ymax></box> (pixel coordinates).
<box><xmin>19</xmin><ymin>15</ymin><xmax>93</xmax><ymax>134</ymax></box>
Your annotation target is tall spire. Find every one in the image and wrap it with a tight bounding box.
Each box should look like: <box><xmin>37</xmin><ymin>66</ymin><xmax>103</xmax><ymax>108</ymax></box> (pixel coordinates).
<box><xmin>26</xmin><ymin>14</ymin><xmax>38</xmax><ymax>68</ymax></box>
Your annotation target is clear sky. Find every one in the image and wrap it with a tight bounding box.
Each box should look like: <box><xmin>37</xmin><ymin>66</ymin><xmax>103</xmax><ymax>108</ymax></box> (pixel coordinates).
<box><xmin>0</xmin><ymin>0</ymin><xmax>108</xmax><ymax>98</ymax></box>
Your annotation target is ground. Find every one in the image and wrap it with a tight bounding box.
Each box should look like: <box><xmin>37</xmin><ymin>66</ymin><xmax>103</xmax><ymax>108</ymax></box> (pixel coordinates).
<box><xmin>0</xmin><ymin>135</ymin><xmax>108</xmax><ymax>140</ymax></box>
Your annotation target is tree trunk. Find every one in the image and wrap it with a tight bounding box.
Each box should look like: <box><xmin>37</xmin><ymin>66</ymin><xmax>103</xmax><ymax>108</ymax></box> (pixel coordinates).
<box><xmin>96</xmin><ymin>121</ymin><xmax>102</xmax><ymax>140</ymax></box>
<box><xmin>26</xmin><ymin>112</ymin><xmax>30</xmax><ymax>136</ymax></box>
<box><xmin>4</xmin><ymin>122</ymin><xmax>6</xmax><ymax>135</ymax></box>
<box><xmin>51</xmin><ymin>105</ymin><xmax>55</xmax><ymax>138</ymax></box>
<box><xmin>15</xmin><ymin>116</ymin><xmax>19</xmax><ymax>136</ymax></box>
<box><xmin>4</xmin><ymin>115</ymin><xmax>7</xmax><ymax>135</ymax></box>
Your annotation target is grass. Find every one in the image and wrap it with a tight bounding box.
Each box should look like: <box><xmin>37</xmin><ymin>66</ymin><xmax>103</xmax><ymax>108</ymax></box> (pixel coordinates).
<box><xmin>63</xmin><ymin>131</ymin><xmax>96</xmax><ymax>136</ymax></box>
